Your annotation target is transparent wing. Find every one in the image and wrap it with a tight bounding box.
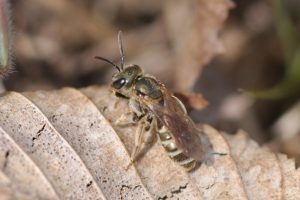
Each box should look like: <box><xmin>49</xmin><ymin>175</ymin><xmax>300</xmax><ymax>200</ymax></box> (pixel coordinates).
<box><xmin>143</xmin><ymin>89</ymin><xmax>207</xmax><ymax>161</ymax></box>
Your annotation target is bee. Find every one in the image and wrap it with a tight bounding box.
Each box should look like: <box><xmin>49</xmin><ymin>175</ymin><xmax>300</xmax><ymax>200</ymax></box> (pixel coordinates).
<box><xmin>95</xmin><ymin>31</ymin><xmax>214</xmax><ymax>171</ymax></box>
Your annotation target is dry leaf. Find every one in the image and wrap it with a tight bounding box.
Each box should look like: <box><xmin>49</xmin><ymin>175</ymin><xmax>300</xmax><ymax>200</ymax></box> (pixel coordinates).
<box><xmin>164</xmin><ymin>0</ymin><xmax>234</xmax><ymax>90</ymax></box>
<box><xmin>174</xmin><ymin>91</ymin><xmax>208</xmax><ymax>112</ymax></box>
<box><xmin>272</xmin><ymin>100</ymin><xmax>300</xmax><ymax>166</ymax></box>
<box><xmin>0</xmin><ymin>86</ymin><xmax>299</xmax><ymax>200</ymax></box>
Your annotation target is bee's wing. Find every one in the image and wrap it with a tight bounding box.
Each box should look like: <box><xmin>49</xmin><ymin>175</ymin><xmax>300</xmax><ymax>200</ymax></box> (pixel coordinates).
<box><xmin>146</xmin><ymin>90</ymin><xmax>207</xmax><ymax>161</ymax></box>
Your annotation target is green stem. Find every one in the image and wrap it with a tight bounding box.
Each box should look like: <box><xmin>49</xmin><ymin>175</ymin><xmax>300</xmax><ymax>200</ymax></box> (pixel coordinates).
<box><xmin>0</xmin><ymin>0</ymin><xmax>12</xmax><ymax>76</ymax></box>
<box><xmin>273</xmin><ymin>0</ymin><xmax>299</xmax><ymax>66</ymax></box>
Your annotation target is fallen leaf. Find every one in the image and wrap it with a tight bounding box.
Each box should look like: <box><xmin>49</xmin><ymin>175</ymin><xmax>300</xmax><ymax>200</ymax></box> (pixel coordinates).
<box><xmin>174</xmin><ymin>91</ymin><xmax>208</xmax><ymax>112</ymax></box>
<box><xmin>164</xmin><ymin>0</ymin><xmax>234</xmax><ymax>90</ymax></box>
<box><xmin>0</xmin><ymin>86</ymin><xmax>299</xmax><ymax>199</ymax></box>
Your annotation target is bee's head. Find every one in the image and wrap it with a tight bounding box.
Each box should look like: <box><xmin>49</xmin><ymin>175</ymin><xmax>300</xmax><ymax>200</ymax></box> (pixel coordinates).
<box><xmin>111</xmin><ymin>64</ymin><xmax>143</xmax><ymax>97</ymax></box>
<box><xmin>95</xmin><ymin>31</ymin><xmax>143</xmax><ymax>98</ymax></box>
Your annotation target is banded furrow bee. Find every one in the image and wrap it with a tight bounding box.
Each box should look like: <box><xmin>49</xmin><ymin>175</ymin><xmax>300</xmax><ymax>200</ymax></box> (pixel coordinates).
<box><xmin>96</xmin><ymin>31</ymin><xmax>217</xmax><ymax>171</ymax></box>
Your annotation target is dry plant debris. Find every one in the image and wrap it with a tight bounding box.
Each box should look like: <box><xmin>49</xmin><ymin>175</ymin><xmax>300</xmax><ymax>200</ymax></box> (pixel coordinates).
<box><xmin>9</xmin><ymin>0</ymin><xmax>233</xmax><ymax>92</ymax></box>
<box><xmin>164</xmin><ymin>0</ymin><xmax>234</xmax><ymax>90</ymax></box>
<box><xmin>0</xmin><ymin>86</ymin><xmax>299</xmax><ymax>200</ymax></box>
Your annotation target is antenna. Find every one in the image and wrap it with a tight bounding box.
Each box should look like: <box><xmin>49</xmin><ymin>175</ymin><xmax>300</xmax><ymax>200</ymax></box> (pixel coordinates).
<box><xmin>118</xmin><ymin>31</ymin><xmax>125</xmax><ymax>70</ymax></box>
<box><xmin>94</xmin><ymin>56</ymin><xmax>121</xmax><ymax>72</ymax></box>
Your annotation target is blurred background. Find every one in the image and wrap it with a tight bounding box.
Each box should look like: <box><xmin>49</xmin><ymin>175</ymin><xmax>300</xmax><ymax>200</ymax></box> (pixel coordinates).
<box><xmin>1</xmin><ymin>0</ymin><xmax>300</xmax><ymax>165</ymax></box>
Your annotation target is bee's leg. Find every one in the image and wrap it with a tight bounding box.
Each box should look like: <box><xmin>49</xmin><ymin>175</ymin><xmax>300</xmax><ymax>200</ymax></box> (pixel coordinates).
<box><xmin>133</xmin><ymin>119</ymin><xmax>157</xmax><ymax>160</ymax></box>
<box><xmin>115</xmin><ymin>99</ymin><xmax>145</xmax><ymax>127</ymax></box>
<box><xmin>143</xmin><ymin>119</ymin><xmax>157</xmax><ymax>145</ymax></box>
<box><xmin>131</xmin><ymin>118</ymin><xmax>147</xmax><ymax>162</ymax></box>
<box><xmin>114</xmin><ymin>111</ymin><xmax>139</xmax><ymax>126</ymax></box>
<box><xmin>126</xmin><ymin>117</ymin><xmax>149</xmax><ymax>169</ymax></box>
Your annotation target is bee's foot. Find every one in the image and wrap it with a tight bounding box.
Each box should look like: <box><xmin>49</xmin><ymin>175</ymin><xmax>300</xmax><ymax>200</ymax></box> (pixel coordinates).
<box><xmin>115</xmin><ymin>114</ymin><xmax>128</xmax><ymax>125</ymax></box>
<box><xmin>115</xmin><ymin>113</ymin><xmax>137</xmax><ymax>127</ymax></box>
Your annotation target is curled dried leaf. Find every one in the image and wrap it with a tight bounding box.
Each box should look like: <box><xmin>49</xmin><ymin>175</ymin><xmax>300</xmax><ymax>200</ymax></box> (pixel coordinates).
<box><xmin>164</xmin><ymin>0</ymin><xmax>234</xmax><ymax>90</ymax></box>
<box><xmin>174</xmin><ymin>91</ymin><xmax>208</xmax><ymax>112</ymax></box>
<box><xmin>0</xmin><ymin>86</ymin><xmax>299</xmax><ymax>199</ymax></box>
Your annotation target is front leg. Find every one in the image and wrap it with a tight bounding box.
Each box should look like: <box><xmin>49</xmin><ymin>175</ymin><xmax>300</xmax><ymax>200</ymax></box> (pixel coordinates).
<box><xmin>114</xmin><ymin>111</ymin><xmax>138</xmax><ymax>126</ymax></box>
<box><xmin>115</xmin><ymin>99</ymin><xmax>145</xmax><ymax>127</ymax></box>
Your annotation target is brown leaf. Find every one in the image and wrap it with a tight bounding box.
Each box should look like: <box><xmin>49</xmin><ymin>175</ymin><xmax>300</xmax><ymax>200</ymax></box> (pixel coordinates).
<box><xmin>164</xmin><ymin>0</ymin><xmax>234</xmax><ymax>90</ymax></box>
<box><xmin>0</xmin><ymin>86</ymin><xmax>299</xmax><ymax>199</ymax></box>
<box><xmin>174</xmin><ymin>91</ymin><xmax>208</xmax><ymax>112</ymax></box>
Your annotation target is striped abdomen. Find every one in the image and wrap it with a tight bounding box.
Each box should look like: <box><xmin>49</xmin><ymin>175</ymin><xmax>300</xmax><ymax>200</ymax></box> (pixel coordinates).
<box><xmin>158</xmin><ymin>126</ymin><xmax>196</xmax><ymax>171</ymax></box>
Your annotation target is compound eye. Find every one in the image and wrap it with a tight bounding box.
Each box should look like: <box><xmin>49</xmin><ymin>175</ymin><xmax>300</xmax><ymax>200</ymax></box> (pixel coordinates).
<box><xmin>112</xmin><ymin>78</ymin><xmax>126</xmax><ymax>89</ymax></box>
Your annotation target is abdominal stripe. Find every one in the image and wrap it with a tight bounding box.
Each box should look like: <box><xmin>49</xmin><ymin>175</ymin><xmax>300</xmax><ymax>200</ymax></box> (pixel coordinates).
<box><xmin>158</xmin><ymin>125</ymin><xmax>196</xmax><ymax>170</ymax></box>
